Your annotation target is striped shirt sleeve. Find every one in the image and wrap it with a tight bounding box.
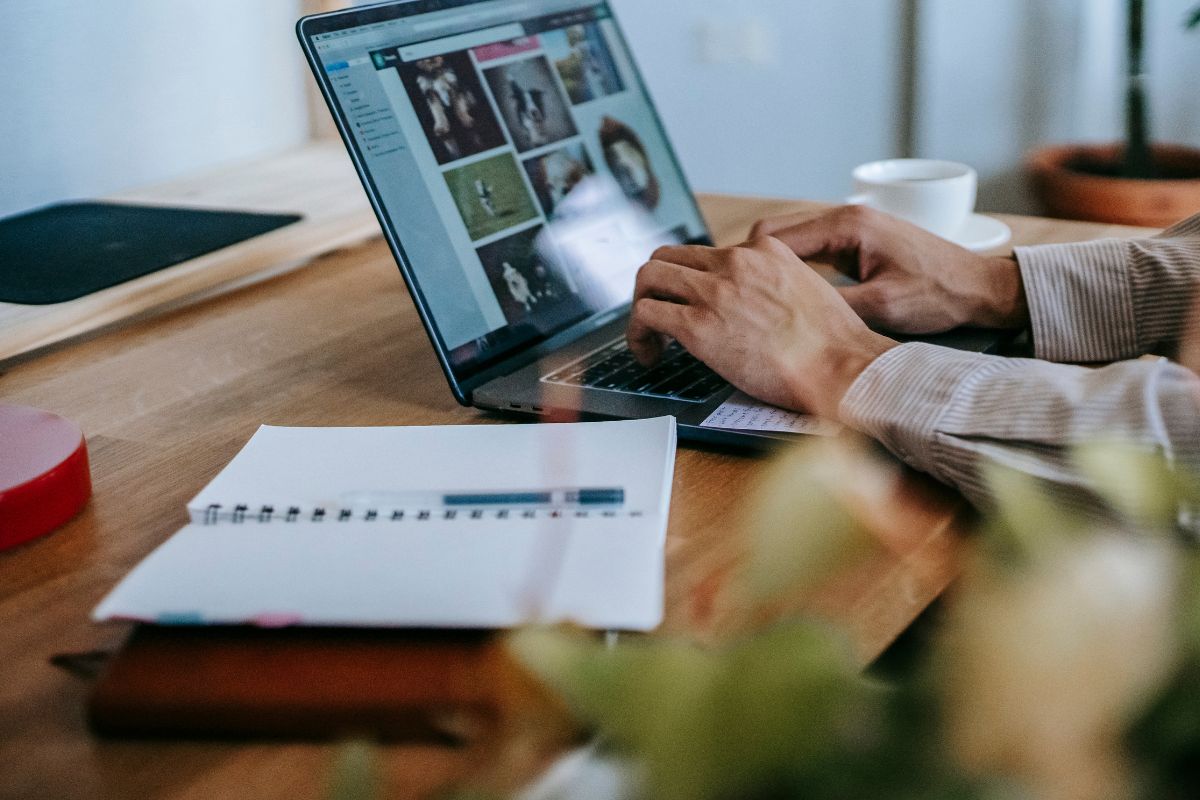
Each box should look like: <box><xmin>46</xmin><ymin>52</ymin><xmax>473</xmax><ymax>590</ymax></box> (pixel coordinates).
<box><xmin>1014</xmin><ymin>213</ymin><xmax>1200</xmax><ymax>363</ymax></box>
<box><xmin>839</xmin><ymin>342</ymin><xmax>1200</xmax><ymax>511</ymax></box>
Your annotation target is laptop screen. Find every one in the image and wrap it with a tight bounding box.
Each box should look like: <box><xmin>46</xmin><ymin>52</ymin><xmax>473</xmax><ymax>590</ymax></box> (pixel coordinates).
<box><xmin>306</xmin><ymin>1</ymin><xmax>709</xmax><ymax>381</ymax></box>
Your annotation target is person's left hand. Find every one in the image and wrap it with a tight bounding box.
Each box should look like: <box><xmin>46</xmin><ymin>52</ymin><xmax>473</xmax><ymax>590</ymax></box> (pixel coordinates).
<box><xmin>627</xmin><ymin>236</ymin><xmax>899</xmax><ymax>419</ymax></box>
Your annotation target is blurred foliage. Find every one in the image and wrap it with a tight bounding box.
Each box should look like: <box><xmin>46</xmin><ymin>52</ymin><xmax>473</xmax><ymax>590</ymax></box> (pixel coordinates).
<box><xmin>739</xmin><ymin>441</ymin><xmax>888</xmax><ymax>603</ymax></box>
<box><xmin>510</xmin><ymin>623</ymin><xmax>980</xmax><ymax>800</ymax></box>
<box><xmin>325</xmin><ymin>437</ymin><xmax>1200</xmax><ymax>799</ymax></box>
<box><xmin>1128</xmin><ymin>556</ymin><xmax>1200</xmax><ymax>798</ymax></box>
<box><xmin>1074</xmin><ymin>441</ymin><xmax>1200</xmax><ymax>532</ymax></box>
<box><xmin>327</xmin><ymin>741</ymin><xmax>379</xmax><ymax>800</ymax></box>
<box><xmin>506</xmin><ymin>436</ymin><xmax>1200</xmax><ymax>800</ymax></box>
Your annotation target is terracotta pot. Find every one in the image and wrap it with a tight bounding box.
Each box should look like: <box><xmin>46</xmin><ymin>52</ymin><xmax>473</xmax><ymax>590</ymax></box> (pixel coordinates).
<box><xmin>1027</xmin><ymin>142</ymin><xmax>1200</xmax><ymax>228</ymax></box>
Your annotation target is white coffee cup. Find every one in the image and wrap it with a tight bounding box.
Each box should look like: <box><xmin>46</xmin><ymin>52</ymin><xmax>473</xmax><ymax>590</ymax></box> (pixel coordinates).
<box><xmin>849</xmin><ymin>159</ymin><xmax>978</xmax><ymax>239</ymax></box>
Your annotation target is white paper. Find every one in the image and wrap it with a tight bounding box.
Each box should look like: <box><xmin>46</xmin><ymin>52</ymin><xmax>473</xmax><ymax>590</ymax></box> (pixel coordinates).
<box><xmin>92</xmin><ymin>519</ymin><xmax>665</xmax><ymax>632</ymax></box>
<box><xmin>93</xmin><ymin>418</ymin><xmax>678</xmax><ymax>632</ymax></box>
<box><xmin>189</xmin><ymin>417</ymin><xmax>677</xmax><ymax>527</ymax></box>
<box><xmin>701</xmin><ymin>392</ymin><xmax>843</xmax><ymax>437</ymax></box>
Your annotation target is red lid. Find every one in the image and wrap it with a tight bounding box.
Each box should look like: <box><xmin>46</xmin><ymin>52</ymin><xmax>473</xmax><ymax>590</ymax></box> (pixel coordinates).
<box><xmin>0</xmin><ymin>405</ymin><xmax>93</xmax><ymax>552</ymax></box>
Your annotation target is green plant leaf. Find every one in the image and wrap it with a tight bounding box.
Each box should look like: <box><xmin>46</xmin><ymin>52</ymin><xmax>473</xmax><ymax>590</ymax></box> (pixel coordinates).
<box><xmin>509</xmin><ymin>624</ymin><xmax>978</xmax><ymax>800</ymax></box>
<box><xmin>1073</xmin><ymin>442</ymin><xmax>1180</xmax><ymax>530</ymax></box>
<box><xmin>327</xmin><ymin>741</ymin><xmax>378</xmax><ymax>800</ymax></box>
<box><xmin>742</xmin><ymin>441</ymin><xmax>886</xmax><ymax>602</ymax></box>
<box><xmin>980</xmin><ymin>463</ymin><xmax>1086</xmax><ymax>569</ymax></box>
<box><xmin>1187</xmin><ymin>4</ymin><xmax>1200</xmax><ymax>29</ymax></box>
<box><xmin>1178</xmin><ymin>556</ymin><xmax>1200</xmax><ymax>657</ymax></box>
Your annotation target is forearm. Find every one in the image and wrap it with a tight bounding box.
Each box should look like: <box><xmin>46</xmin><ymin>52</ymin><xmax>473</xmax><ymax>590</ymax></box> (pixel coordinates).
<box><xmin>839</xmin><ymin>342</ymin><xmax>1200</xmax><ymax>511</ymax></box>
<box><xmin>1015</xmin><ymin>214</ymin><xmax>1200</xmax><ymax>363</ymax></box>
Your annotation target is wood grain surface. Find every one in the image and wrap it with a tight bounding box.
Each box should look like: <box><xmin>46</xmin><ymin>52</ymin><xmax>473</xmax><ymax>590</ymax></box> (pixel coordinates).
<box><xmin>0</xmin><ymin>144</ymin><xmax>379</xmax><ymax>364</ymax></box>
<box><xmin>0</xmin><ymin>151</ymin><xmax>1156</xmax><ymax>799</ymax></box>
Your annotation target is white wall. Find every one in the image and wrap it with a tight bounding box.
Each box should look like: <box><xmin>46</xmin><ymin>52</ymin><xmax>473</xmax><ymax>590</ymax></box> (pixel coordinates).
<box><xmin>611</xmin><ymin>0</ymin><xmax>1200</xmax><ymax>210</ymax></box>
<box><xmin>609</xmin><ymin>0</ymin><xmax>907</xmax><ymax>202</ymax></box>
<box><xmin>5</xmin><ymin>1</ymin><xmax>1197</xmax><ymax>219</ymax></box>
<box><xmin>917</xmin><ymin>0</ymin><xmax>1200</xmax><ymax>213</ymax></box>
<box><xmin>0</xmin><ymin>0</ymin><xmax>312</xmax><ymax>218</ymax></box>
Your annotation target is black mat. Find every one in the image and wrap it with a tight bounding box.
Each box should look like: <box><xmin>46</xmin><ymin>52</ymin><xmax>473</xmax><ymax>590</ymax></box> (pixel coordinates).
<box><xmin>0</xmin><ymin>202</ymin><xmax>303</xmax><ymax>305</ymax></box>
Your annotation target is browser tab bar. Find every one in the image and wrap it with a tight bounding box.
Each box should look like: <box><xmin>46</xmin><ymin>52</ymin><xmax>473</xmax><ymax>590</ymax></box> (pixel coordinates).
<box><xmin>399</xmin><ymin>23</ymin><xmax>525</xmax><ymax>62</ymax></box>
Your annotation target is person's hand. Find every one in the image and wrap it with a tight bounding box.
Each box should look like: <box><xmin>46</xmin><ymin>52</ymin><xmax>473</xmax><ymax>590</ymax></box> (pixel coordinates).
<box><xmin>627</xmin><ymin>236</ymin><xmax>899</xmax><ymax>419</ymax></box>
<box><xmin>751</xmin><ymin>205</ymin><xmax>1029</xmax><ymax>335</ymax></box>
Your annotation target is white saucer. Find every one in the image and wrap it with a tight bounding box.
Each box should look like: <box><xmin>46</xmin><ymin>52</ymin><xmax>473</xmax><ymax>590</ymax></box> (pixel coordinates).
<box><xmin>945</xmin><ymin>214</ymin><xmax>1012</xmax><ymax>252</ymax></box>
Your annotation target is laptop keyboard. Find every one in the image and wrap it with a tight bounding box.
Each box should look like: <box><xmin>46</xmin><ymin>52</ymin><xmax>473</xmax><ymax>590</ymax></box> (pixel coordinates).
<box><xmin>542</xmin><ymin>338</ymin><xmax>727</xmax><ymax>403</ymax></box>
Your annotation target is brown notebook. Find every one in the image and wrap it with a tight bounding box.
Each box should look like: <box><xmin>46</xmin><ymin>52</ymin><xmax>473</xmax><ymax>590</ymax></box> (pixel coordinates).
<box><xmin>88</xmin><ymin>626</ymin><xmax>544</xmax><ymax>742</ymax></box>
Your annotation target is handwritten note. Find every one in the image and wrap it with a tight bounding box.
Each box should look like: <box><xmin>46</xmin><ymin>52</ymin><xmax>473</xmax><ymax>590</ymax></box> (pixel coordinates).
<box><xmin>701</xmin><ymin>392</ymin><xmax>844</xmax><ymax>437</ymax></box>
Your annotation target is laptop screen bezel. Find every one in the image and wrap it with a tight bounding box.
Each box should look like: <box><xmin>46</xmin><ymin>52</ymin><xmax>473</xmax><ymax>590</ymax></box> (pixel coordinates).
<box><xmin>298</xmin><ymin>0</ymin><xmax>713</xmax><ymax>404</ymax></box>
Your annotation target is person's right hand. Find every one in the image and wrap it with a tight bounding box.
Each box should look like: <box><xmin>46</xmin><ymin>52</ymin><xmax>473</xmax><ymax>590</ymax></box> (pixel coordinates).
<box><xmin>751</xmin><ymin>205</ymin><xmax>1030</xmax><ymax>335</ymax></box>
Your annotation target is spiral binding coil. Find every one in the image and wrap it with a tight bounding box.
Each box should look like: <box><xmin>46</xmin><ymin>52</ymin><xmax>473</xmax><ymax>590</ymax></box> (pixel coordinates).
<box><xmin>200</xmin><ymin>503</ymin><xmax>641</xmax><ymax>526</ymax></box>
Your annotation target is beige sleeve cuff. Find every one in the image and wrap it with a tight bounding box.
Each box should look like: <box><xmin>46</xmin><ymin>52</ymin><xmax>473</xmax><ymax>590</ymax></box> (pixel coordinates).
<box><xmin>838</xmin><ymin>342</ymin><xmax>1002</xmax><ymax>483</ymax></box>
<box><xmin>1016</xmin><ymin>213</ymin><xmax>1200</xmax><ymax>362</ymax></box>
<box><xmin>1015</xmin><ymin>239</ymin><xmax>1137</xmax><ymax>363</ymax></box>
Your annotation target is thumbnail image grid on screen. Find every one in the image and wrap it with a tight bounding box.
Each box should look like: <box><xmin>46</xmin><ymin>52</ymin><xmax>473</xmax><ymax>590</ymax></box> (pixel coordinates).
<box><xmin>367</xmin><ymin>5</ymin><xmax>702</xmax><ymax>371</ymax></box>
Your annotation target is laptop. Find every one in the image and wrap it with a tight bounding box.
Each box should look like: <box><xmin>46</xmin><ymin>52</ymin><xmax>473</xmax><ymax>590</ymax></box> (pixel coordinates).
<box><xmin>297</xmin><ymin>1</ymin><xmax>1003</xmax><ymax>448</ymax></box>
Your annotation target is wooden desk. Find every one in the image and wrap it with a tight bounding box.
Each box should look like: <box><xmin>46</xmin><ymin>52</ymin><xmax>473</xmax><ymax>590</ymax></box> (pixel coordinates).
<box><xmin>0</xmin><ymin>144</ymin><xmax>378</xmax><ymax>364</ymax></box>
<box><xmin>0</xmin><ymin>148</ymin><xmax>1153</xmax><ymax>799</ymax></box>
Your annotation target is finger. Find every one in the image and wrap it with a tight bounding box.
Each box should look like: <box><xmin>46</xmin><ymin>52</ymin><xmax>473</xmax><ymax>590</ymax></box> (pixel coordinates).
<box><xmin>741</xmin><ymin>233</ymin><xmax>801</xmax><ymax>258</ymax></box>
<box><xmin>837</xmin><ymin>283</ymin><xmax>884</xmax><ymax>323</ymax></box>
<box><xmin>767</xmin><ymin>207</ymin><xmax>875</xmax><ymax>278</ymax></box>
<box><xmin>649</xmin><ymin>244</ymin><xmax>721</xmax><ymax>271</ymax></box>
<box><xmin>634</xmin><ymin>260</ymin><xmax>711</xmax><ymax>305</ymax></box>
<box><xmin>749</xmin><ymin>211</ymin><xmax>816</xmax><ymax>240</ymax></box>
<box><xmin>627</xmin><ymin>298</ymin><xmax>693</xmax><ymax>366</ymax></box>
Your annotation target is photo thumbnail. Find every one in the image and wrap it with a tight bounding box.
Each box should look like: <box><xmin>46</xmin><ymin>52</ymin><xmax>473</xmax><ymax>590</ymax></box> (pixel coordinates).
<box><xmin>443</xmin><ymin>153</ymin><xmax>539</xmax><ymax>242</ymax></box>
<box><xmin>483</xmin><ymin>57</ymin><xmax>578</xmax><ymax>153</ymax></box>
<box><xmin>598</xmin><ymin>116</ymin><xmax>662</xmax><ymax>211</ymax></box>
<box><xmin>544</xmin><ymin>23</ymin><xmax>625</xmax><ymax>105</ymax></box>
<box><xmin>522</xmin><ymin>143</ymin><xmax>596</xmax><ymax>219</ymax></box>
<box><xmin>476</xmin><ymin>226</ymin><xmax>587</xmax><ymax>327</ymax></box>
<box><xmin>396</xmin><ymin>50</ymin><xmax>506</xmax><ymax>165</ymax></box>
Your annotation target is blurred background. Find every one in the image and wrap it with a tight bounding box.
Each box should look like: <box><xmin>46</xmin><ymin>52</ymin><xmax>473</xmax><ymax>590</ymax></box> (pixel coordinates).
<box><xmin>3</xmin><ymin>0</ymin><xmax>1198</xmax><ymax>220</ymax></box>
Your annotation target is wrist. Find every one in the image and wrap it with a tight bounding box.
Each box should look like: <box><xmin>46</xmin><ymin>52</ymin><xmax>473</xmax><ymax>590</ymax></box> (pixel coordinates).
<box><xmin>800</xmin><ymin>332</ymin><xmax>899</xmax><ymax>419</ymax></box>
<box><xmin>966</xmin><ymin>256</ymin><xmax>1030</xmax><ymax>329</ymax></box>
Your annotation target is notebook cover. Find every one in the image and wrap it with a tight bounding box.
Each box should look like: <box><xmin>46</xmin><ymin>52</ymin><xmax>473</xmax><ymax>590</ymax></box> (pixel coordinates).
<box><xmin>87</xmin><ymin>626</ymin><xmax>543</xmax><ymax>742</ymax></box>
<box><xmin>0</xmin><ymin>202</ymin><xmax>302</xmax><ymax>305</ymax></box>
<box><xmin>92</xmin><ymin>420</ymin><xmax>676</xmax><ymax>632</ymax></box>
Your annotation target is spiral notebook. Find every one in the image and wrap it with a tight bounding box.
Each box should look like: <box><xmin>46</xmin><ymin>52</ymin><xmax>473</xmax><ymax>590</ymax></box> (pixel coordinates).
<box><xmin>94</xmin><ymin>418</ymin><xmax>678</xmax><ymax>632</ymax></box>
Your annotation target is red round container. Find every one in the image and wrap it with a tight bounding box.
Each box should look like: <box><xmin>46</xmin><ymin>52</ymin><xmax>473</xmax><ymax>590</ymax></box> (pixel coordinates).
<box><xmin>0</xmin><ymin>405</ymin><xmax>93</xmax><ymax>551</ymax></box>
